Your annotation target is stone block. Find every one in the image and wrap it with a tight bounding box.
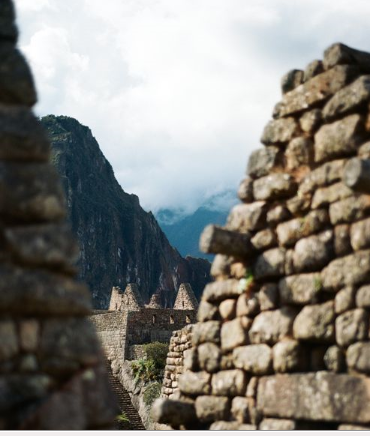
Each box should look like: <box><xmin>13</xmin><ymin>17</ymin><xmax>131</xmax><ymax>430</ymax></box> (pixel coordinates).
<box><xmin>299</xmin><ymin>108</ymin><xmax>322</xmax><ymax>134</ymax></box>
<box><xmin>330</xmin><ymin>195</ymin><xmax>370</xmax><ymax>225</ymax></box>
<box><xmin>247</xmin><ymin>146</ymin><xmax>281</xmax><ymax>178</ymax></box>
<box><xmin>356</xmin><ymin>285</ymin><xmax>370</xmax><ymax>308</ymax></box>
<box><xmin>304</xmin><ymin>59</ymin><xmax>324</xmax><ymax>81</ymax></box>
<box><xmin>299</xmin><ymin>159</ymin><xmax>346</xmax><ymax>195</ymax></box>
<box><xmin>210</xmin><ymin>421</ymin><xmax>256</xmax><ymax>430</ymax></box>
<box><xmin>293</xmin><ymin>301</ymin><xmax>335</xmax><ymax>343</ymax></box>
<box><xmin>257</xmin><ymin>372</ymin><xmax>370</xmax><ymax>424</ymax></box>
<box><xmin>281</xmin><ymin>69</ymin><xmax>304</xmax><ymax>94</ymax></box>
<box><xmin>251</xmin><ymin>228</ymin><xmax>277</xmax><ymax>251</ymax></box>
<box><xmin>249</xmin><ymin>307</ymin><xmax>297</xmax><ymax>344</ymax></box>
<box><xmin>266</xmin><ymin>204</ymin><xmax>291</xmax><ymax>225</ymax></box>
<box><xmin>347</xmin><ymin>342</ymin><xmax>370</xmax><ymax>374</ymax></box>
<box><xmin>178</xmin><ymin>371</ymin><xmax>211</xmax><ymax>396</ymax></box>
<box><xmin>254</xmin><ymin>247</ymin><xmax>286</xmax><ymax>280</ymax></box>
<box><xmin>237</xmin><ymin>177</ymin><xmax>253</xmax><ymax>203</ymax></box>
<box><xmin>285</xmin><ymin>137</ymin><xmax>313</xmax><ymax>170</ymax></box>
<box><xmin>197</xmin><ymin>300</ymin><xmax>218</xmax><ymax>322</ymax></box>
<box><xmin>311</xmin><ymin>182</ymin><xmax>353</xmax><ymax>209</ymax></box>
<box><xmin>192</xmin><ymin>321</ymin><xmax>221</xmax><ymax>345</ymax></box>
<box><xmin>315</xmin><ymin>114</ymin><xmax>363</xmax><ymax>163</ymax></box>
<box><xmin>253</xmin><ymin>173</ymin><xmax>297</xmax><ymax>201</ymax></box>
<box><xmin>151</xmin><ymin>398</ymin><xmax>197</xmax><ymax>427</ymax></box>
<box><xmin>219</xmin><ymin>298</ymin><xmax>236</xmax><ymax>320</ymax></box>
<box><xmin>260</xmin><ymin>117</ymin><xmax>299</xmax><ymax>145</ymax></box>
<box><xmin>324</xmin><ymin>345</ymin><xmax>346</xmax><ymax>373</ymax></box>
<box><xmin>0</xmin><ymin>321</ymin><xmax>18</xmax><ymax>361</ymax></box>
<box><xmin>202</xmin><ymin>280</ymin><xmax>244</xmax><ymax>303</ymax></box>
<box><xmin>292</xmin><ymin>230</ymin><xmax>334</xmax><ymax>273</ymax></box>
<box><xmin>197</xmin><ymin>342</ymin><xmax>221</xmax><ymax>373</ymax></box>
<box><xmin>351</xmin><ymin>217</ymin><xmax>370</xmax><ymax>251</ymax></box>
<box><xmin>335</xmin><ymin>286</ymin><xmax>356</xmax><ymax>314</ymax></box>
<box><xmin>258</xmin><ymin>283</ymin><xmax>278</xmax><ymax>311</ymax></box>
<box><xmin>323</xmin><ymin>42</ymin><xmax>370</xmax><ymax>73</ymax></box>
<box><xmin>334</xmin><ymin>224</ymin><xmax>352</xmax><ymax>256</ymax></box>
<box><xmin>273</xmin><ymin>65</ymin><xmax>358</xmax><ymax>118</ymax></box>
<box><xmin>231</xmin><ymin>396</ymin><xmax>250</xmax><ymax>423</ymax></box>
<box><xmin>211</xmin><ymin>369</ymin><xmax>247</xmax><ymax>396</ymax></box>
<box><xmin>221</xmin><ymin>316</ymin><xmax>251</xmax><ymax>351</ymax></box>
<box><xmin>259</xmin><ymin>418</ymin><xmax>296</xmax><ymax>430</ymax></box>
<box><xmin>336</xmin><ymin>308</ymin><xmax>368</xmax><ymax>347</ymax></box>
<box><xmin>279</xmin><ymin>273</ymin><xmax>321</xmax><ymax>305</ymax></box>
<box><xmin>226</xmin><ymin>202</ymin><xmax>267</xmax><ymax>232</ymax></box>
<box><xmin>233</xmin><ymin>344</ymin><xmax>272</xmax><ymax>375</ymax></box>
<box><xmin>236</xmin><ymin>293</ymin><xmax>259</xmax><ymax>317</ymax></box>
<box><xmin>322</xmin><ymin>250</ymin><xmax>370</xmax><ymax>291</ymax></box>
<box><xmin>195</xmin><ymin>395</ymin><xmax>230</xmax><ymax>423</ymax></box>
<box><xmin>286</xmin><ymin>194</ymin><xmax>312</xmax><ymax>216</ymax></box>
<box><xmin>273</xmin><ymin>339</ymin><xmax>303</xmax><ymax>373</ymax></box>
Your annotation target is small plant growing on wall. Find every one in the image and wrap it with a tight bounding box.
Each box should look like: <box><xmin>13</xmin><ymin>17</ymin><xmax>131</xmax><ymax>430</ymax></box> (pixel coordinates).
<box><xmin>131</xmin><ymin>342</ymin><xmax>169</xmax><ymax>385</ymax></box>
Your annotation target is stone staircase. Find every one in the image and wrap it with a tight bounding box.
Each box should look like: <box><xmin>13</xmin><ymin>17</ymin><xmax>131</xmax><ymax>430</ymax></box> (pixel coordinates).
<box><xmin>105</xmin><ymin>361</ymin><xmax>146</xmax><ymax>430</ymax></box>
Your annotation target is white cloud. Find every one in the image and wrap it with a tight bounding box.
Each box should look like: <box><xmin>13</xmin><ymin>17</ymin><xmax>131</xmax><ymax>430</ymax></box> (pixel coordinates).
<box><xmin>12</xmin><ymin>0</ymin><xmax>370</xmax><ymax>214</ymax></box>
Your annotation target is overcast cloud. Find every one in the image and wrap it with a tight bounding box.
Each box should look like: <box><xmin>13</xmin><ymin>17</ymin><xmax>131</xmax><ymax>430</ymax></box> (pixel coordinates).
<box><xmin>13</xmin><ymin>0</ymin><xmax>370</xmax><ymax>214</ymax></box>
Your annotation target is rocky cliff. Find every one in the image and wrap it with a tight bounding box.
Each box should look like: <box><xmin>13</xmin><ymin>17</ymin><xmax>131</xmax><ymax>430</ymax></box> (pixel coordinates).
<box><xmin>41</xmin><ymin>115</ymin><xmax>210</xmax><ymax>308</ymax></box>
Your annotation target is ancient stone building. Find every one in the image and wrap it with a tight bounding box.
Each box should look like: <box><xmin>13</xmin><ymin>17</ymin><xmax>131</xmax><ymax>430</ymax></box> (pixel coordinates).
<box><xmin>153</xmin><ymin>43</ymin><xmax>370</xmax><ymax>431</ymax></box>
<box><xmin>0</xmin><ymin>0</ymin><xmax>116</xmax><ymax>430</ymax></box>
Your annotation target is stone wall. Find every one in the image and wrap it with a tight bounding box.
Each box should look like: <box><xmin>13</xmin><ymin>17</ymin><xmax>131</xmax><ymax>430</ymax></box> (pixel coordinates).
<box><xmin>161</xmin><ymin>325</ymin><xmax>193</xmax><ymax>398</ymax></box>
<box><xmin>153</xmin><ymin>43</ymin><xmax>370</xmax><ymax>431</ymax></box>
<box><xmin>0</xmin><ymin>1</ymin><xmax>116</xmax><ymax>429</ymax></box>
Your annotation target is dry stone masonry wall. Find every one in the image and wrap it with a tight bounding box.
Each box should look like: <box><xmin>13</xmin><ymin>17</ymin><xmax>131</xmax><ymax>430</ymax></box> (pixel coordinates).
<box><xmin>152</xmin><ymin>43</ymin><xmax>370</xmax><ymax>431</ymax></box>
<box><xmin>0</xmin><ymin>1</ymin><xmax>116</xmax><ymax>429</ymax></box>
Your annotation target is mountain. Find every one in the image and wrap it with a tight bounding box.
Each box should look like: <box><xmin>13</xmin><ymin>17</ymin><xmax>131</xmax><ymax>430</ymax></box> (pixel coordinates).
<box><xmin>41</xmin><ymin>115</ymin><xmax>210</xmax><ymax>309</ymax></box>
<box><xmin>157</xmin><ymin>191</ymin><xmax>238</xmax><ymax>259</ymax></box>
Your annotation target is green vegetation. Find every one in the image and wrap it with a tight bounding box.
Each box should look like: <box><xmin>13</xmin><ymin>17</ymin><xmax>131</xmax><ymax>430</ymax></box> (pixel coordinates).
<box><xmin>239</xmin><ymin>269</ymin><xmax>255</xmax><ymax>292</ymax></box>
<box><xmin>143</xmin><ymin>342</ymin><xmax>169</xmax><ymax>370</ymax></box>
<box><xmin>131</xmin><ymin>342</ymin><xmax>169</xmax><ymax>386</ymax></box>
<box><xmin>143</xmin><ymin>382</ymin><xmax>161</xmax><ymax>406</ymax></box>
<box><xmin>116</xmin><ymin>412</ymin><xmax>130</xmax><ymax>424</ymax></box>
<box><xmin>314</xmin><ymin>276</ymin><xmax>322</xmax><ymax>292</ymax></box>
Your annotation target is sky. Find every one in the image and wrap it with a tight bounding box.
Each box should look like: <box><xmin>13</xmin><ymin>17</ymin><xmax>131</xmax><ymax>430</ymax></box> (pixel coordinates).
<box><xmin>13</xmin><ymin>0</ymin><xmax>370</xmax><ymax>215</ymax></box>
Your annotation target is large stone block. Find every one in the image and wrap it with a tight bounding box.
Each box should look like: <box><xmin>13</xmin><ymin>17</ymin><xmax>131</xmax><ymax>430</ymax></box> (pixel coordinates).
<box><xmin>211</xmin><ymin>369</ymin><xmax>247</xmax><ymax>396</ymax></box>
<box><xmin>299</xmin><ymin>159</ymin><xmax>346</xmax><ymax>195</ymax></box>
<box><xmin>221</xmin><ymin>316</ymin><xmax>251</xmax><ymax>351</ymax></box>
<box><xmin>351</xmin><ymin>217</ymin><xmax>370</xmax><ymax>251</ymax></box>
<box><xmin>323</xmin><ymin>42</ymin><xmax>370</xmax><ymax>73</ymax></box>
<box><xmin>247</xmin><ymin>146</ymin><xmax>281</xmax><ymax>178</ymax></box>
<box><xmin>334</xmin><ymin>224</ymin><xmax>352</xmax><ymax>256</ymax></box>
<box><xmin>324</xmin><ymin>345</ymin><xmax>345</xmax><ymax>373</ymax></box>
<box><xmin>192</xmin><ymin>321</ymin><xmax>220</xmax><ymax>345</ymax></box>
<box><xmin>202</xmin><ymin>280</ymin><xmax>244</xmax><ymax>303</ymax></box>
<box><xmin>257</xmin><ymin>372</ymin><xmax>370</xmax><ymax>424</ymax></box>
<box><xmin>314</xmin><ymin>114</ymin><xmax>363</xmax><ymax>163</ymax></box>
<box><xmin>151</xmin><ymin>398</ymin><xmax>197</xmax><ymax>427</ymax></box>
<box><xmin>195</xmin><ymin>395</ymin><xmax>230</xmax><ymax>423</ymax></box>
<box><xmin>251</xmin><ymin>228</ymin><xmax>277</xmax><ymax>251</ymax></box>
<box><xmin>198</xmin><ymin>342</ymin><xmax>221</xmax><ymax>373</ymax></box>
<box><xmin>254</xmin><ymin>248</ymin><xmax>286</xmax><ymax>280</ymax></box>
<box><xmin>273</xmin><ymin>339</ymin><xmax>303</xmax><ymax>373</ymax></box>
<box><xmin>233</xmin><ymin>344</ymin><xmax>272</xmax><ymax>375</ymax></box>
<box><xmin>281</xmin><ymin>69</ymin><xmax>304</xmax><ymax>94</ymax></box>
<box><xmin>336</xmin><ymin>308</ymin><xmax>368</xmax><ymax>347</ymax></box>
<box><xmin>273</xmin><ymin>65</ymin><xmax>358</xmax><ymax>118</ymax></box>
<box><xmin>293</xmin><ymin>301</ymin><xmax>335</xmax><ymax>343</ymax></box>
<box><xmin>335</xmin><ymin>286</ymin><xmax>356</xmax><ymax>314</ymax></box>
<box><xmin>260</xmin><ymin>118</ymin><xmax>299</xmax><ymax>145</ymax></box>
<box><xmin>226</xmin><ymin>202</ymin><xmax>267</xmax><ymax>232</ymax></box>
<box><xmin>253</xmin><ymin>174</ymin><xmax>296</xmax><ymax>201</ymax></box>
<box><xmin>178</xmin><ymin>371</ymin><xmax>211</xmax><ymax>396</ymax></box>
<box><xmin>329</xmin><ymin>195</ymin><xmax>370</xmax><ymax>225</ymax></box>
<box><xmin>236</xmin><ymin>293</ymin><xmax>259</xmax><ymax>317</ymax></box>
<box><xmin>285</xmin><ymin>136</ymin><xmax>313</xmax><ymax>170</ymax></box>
<box><xmin>347</xmin><ymin>342</ymin><xmax>370</xmax><ymax>374</ymax></box>
<box><xmin>279</xmin><ymin>273</ymin><xmax>321</xmax><ymax>305</ymax></box>
<box><xmin>299</xmin><ymin>108</ymin><xmax>322</xmax><ymax>134</ymax></box>
<box><xmin>356</xmin><ymin>285</ymin><xmax>370</xmax><ymax>308</ymax></box>
<box><xmin>231</xmin><ymin>396</ymin><xmax>250</xmax><ymax>423</ymax></box>
<box><xmin>258</xmin><ymin>283</ymin><xmax>279</xmax><ymax>311</ymax></box>
<box><xmin>311</xmin><ymin>182</ymin><xmax>353</xmax><ymax>209</ymax></box>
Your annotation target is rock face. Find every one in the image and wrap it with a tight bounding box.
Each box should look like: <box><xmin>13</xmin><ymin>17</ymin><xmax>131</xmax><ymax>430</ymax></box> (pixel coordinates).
<box><xmin>0</xmin><ymin>1</ymin><xmax>116</xmax><ymax>429</ymax></box>
<box><xmin>41</xmin><ymin>115</ymin><xmax>210</xmax><ymax>308</ymax></box>
<box><xmin>153</xmin><ymin>42</ymin><xmax>370</xmax><ymax>430</ymax></box>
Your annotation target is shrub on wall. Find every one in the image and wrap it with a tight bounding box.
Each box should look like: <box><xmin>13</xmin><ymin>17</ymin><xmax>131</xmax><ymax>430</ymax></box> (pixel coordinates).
<box><xmin>143</xmin><ymin>342</ymin><xmax>169</xmax><ymax>371</ymax></box>
<box><xmin>143</xmin><ymin>382</ymin><xmax>161</xmax><ymax>406</ymax></box>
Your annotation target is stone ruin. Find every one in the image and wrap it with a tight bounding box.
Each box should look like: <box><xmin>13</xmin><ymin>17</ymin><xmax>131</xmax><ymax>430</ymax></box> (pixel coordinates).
<box><xmin>0</xmin><ymin>0</ymin><xmax>116</xmax><ymax>430</ymax></box>
<box><xmin>152</xmin><ymin>43</ymin><xmax>370</xmax><ymax>431</ymax></box>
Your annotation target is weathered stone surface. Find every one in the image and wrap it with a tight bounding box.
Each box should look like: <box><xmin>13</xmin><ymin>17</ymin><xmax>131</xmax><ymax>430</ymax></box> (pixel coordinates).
<box><xmin>335</xmin><ymin>286</ymin><xmax>356</xmax><ymax>314</ymax></box>
<box><xmin>192</xmin><ymin>321</ymin><xmax>220</xmax><ymax>345</ymax></box>
<box><xmin>273</xmin><ymin>340</ymin><xmax>303</xmax><ymax>373</ymax></box>
<box><xmin>281</xmin><ymin>69</ymin><xmax>304</xmax><ymax>94</ymax></box>
<box><xmin>273</xmin><ymin>65</ymin><xmax>358</xmax><ymax>118</ymax></box>
<box><xmin>40</xmin><ymin>319</ymin><xmax>100</xmax><ymax>375</ymax></box>
<box><xmin>151</xmin><ymin>398</ymin><xmax>197</xmax><ymax>427</ymax></box>
<box><xmin>314</xmin><ymin>114</ymin><xmax>363</xmax><ymax>163</ymax></box>
<box><xmin>330</xmin><ymin>195</ymin><xmax>370</xmax><ymax>225</ymax></box>
<box><xmin>257</xmin><ymin>372</ymin><xmax>370</xmax><ymax>424</ymax></box>
<box><xmin>249</xmin><ymin>307</ymin><xmax>297</xmax><ymax>345</ymax></box>
<box><xmin>322</xmin><ymin>250</ymin><xmax>370</xmax><ymax>290</ymax></box>
<box><xmin>311</xmin><ymin>182</ymin><xmax>353</xmax><ymax>209</ymax></box>
<box><xmin>286</xmin><ymin>137</ymin><xmax>313</xmax><ymax>171</ymax></box>
<box><xmin>230</xmin><ymin>262</ymin><xmax>248</xmax><ymax>280</ymax></box>
<box><xmin>276</xmin><ymin>209</ymin><xmax>329</xmax><ymax>247</ymax></box>
<box><xmin>212</xmin><ymin>369</ymin><xmax>247</xmax><ymax>396</ymax></box>
<box><xmin>299</xmin><ymin>159</ymin><xmax>346</xmax><ymax>195</ymax></box>
<box><xmin>210</xmin><ymin>254</ymin><xmax>233</xmax><ymax>279</ymax></box>
<box><xmin>336</xmin><ymin>309</ymin><xmax>368</xmax><ymax>347</ymax></box>
<box><xmin>356</xmin><ymin>285</ymin><xmax>370</xmax><ymax>308</ymax></box>
<box><xmin>0</xmin><ymin>43</ymin><xmax>36</xmax><ymax>106</ymax></box>
<box><xmin>286</xmin><ymin>194</ymin><xmax>312</xmax><ymax>216</ymax></box>
<box><xmin>279</xmin><ymin>273</ymin><xmax>321</xmax><ymax>305</ymax></box>
<box><xmin>251</xmin><ymin>228</ymin><xmax>277</xmax><ymax>251</ymax></box>
<box><xmin>195</xmin><ymin>395</ymin><xmax>230</xmax><ymax>423</ymax></box>
<box><xmin>299</xmin><ymin>109</ymin><xmax>322</xmax><ymax>134</ymax></box>
<box><xmin>0</xmin><ymin>162</ymin><xmax>66</xmax><ymax>223</ymax></box>
<box><xmin>233</xmin><ymin>344</ymin><xmax>272</xmax><ymax>375</ymax></box>
<box><xmin>198</xmin><ymin>342</ymin><xmax>221</xmax><ymax>373</ymax></box>
<box><xmin>236</xmin><ymin>293</ymin><xmax>259</xmax><ymax>317</ymax></box>
<box><xmin>359</xmin><ymin>141</ymin><xmax>370</xmax><ymax>158</ymax></box>
<box><xmin>226</xmin><ymin>202</ymin><xmax>267</xmax><ymax>232</ymax></box>
<box><xmin>197</xmin><ymin>300</ymin><xmax>219</xmax><ymax>322</ymax></box>
<box><xmin>247</xmin><ymin>146</ymin><xmax>281</xmax><ymax>178</ymax></box>
<box><xmin>323</xmin><ymin>42</ymin><xmax>370</xmax><ymax>73</ymax></box>
<box><xmin>293</xmin><ymin>301</ymin><xmax>335</xmax><ymax>343</ymax></box>
<box><xmin>258</xmin><ymin>283</ymin><xmax>278</xmax><ymax>311</ymax></box>
<box><xmin>0</xmin><ymin>105</ymin><xmax>49</xmax><ymax>161</ymax></box>
<box><xmin>0</xmin><ymin>0</ymin><xmax>17</xmax><ymax>42</ymax></box>
<box><xmin>203</xmin><ymin>279</ymin><xmax>246</xmax><ymax>303</ymax></box>
<box><xmin>210</xmin><ymin>421</ymin><xmax>256</xmax><ymax>430</ymax></box>
<box><xmin>334</xmin><ymin>224</ymin><xmax>352</xmax><ymax>256</ymax></box>
<box><xmin>304</xmin><ymin>59</ymin><xmax>324</xmax><ymax>82</ymax></box>
<box><xmin>266</xmin><ymin>204</ymin><xmax>291</xmax><ymax>225</ymax></box>
<box><xmin>284</xmin><ymin>248</ymin><xmax>295</xmax><ymax>276</ymax></box>
<box><xmin>178</xmin><ymin>371</ymin><xmax>211</xmax><ymax>396</ymax></box>
<box><xmin>0</xmin><ymin>265</ymin><xmax>91</xmax><ymax>315</ymax></box>
<box><xmin>19</xmin><ymin>319</ymin><xmax>39</xmax><ymax>352</ymax></box>
<box><xmin>200</xmin><ymin>224</ymin><xmax>252</xmax><ymax>258</ymax></box>
<box><xmin>347</xmin><ymin>342</ymin><xmax>370</xmax><ymax>374</ymax></box>
<box><xmin>237</xmin><ymin>177</ymin><xmax>253</xmax><ymax>203</ymax></box>
<box><xmin>261</xmin><ymin>118</ymin><xmax>299</xmax><ymax>145</ymax></box>
<box><xmin>220</xmin><ymin>353</ymin><xmax>234</xmax><ymax>371</ymax></box>
<box><xmin>293</xmin><ymin>230</ymin><xmax>334</xmax><ymax>273</ymax></box>
<box><xmin>183</xmin><ymin>348</ymin><xmax>198</xmax><ymax>372</ymax></box>
<box><xmin>221</xmin><ymin>316</ymin><xmax>251</xmax><ymax>351</ymax></box>
<box><xmin>0</xmin><ymin>321</ymin><xmax>18</xmax><ymax>361</ymax></box>
<box><xmin>253</xmin><ymin>174</ymin><xmax>296</xmax><ymax>201</ymax></box>
<box><xmin>231</xmin><ymin>396</ymin><xmax>250</xmax><ymax>423</ymax></box>
<box><xmin>219</xmin><ymin>299</ymin><xmax>236</xmax><ymax>320</ymax></box>
<box><xmin>324</xmin><ymin>345</ymin><xmax>345</xmax><ymax>373</ymax></box>
<box><xmin>254</xmin><ymin>248</ymin><xmax>286</xmax><ymax>280</ymax></box>
<box><xmin>4</xmin><ymin>224</ymin><xmax>79</xmax><ymax>270</ymax></box>
<box><xmin>351</xmin><ymin>217</ymin><xmax>370</xmax><ymax>251</ymax></box>
<box><xmin>338</xmin><ymin>424</ymin><xmax>370</xmax><ymax>430</ymax></box>
<box><xmin>259</xmin><ymin>418</ymin><xmax>296</xmax><ymax>430</ymax></box>
<box><xmin>323</xmin><ymin>75</ymin><xmax>370</xmax><ymax>120</ymax></box>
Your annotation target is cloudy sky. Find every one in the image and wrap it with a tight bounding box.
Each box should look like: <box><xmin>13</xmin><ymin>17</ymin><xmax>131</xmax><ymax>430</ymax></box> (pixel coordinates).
<box><xmin>13</xmin><ymin>0</ymin><xmax>370</xmax><ymax>215</ymax></box>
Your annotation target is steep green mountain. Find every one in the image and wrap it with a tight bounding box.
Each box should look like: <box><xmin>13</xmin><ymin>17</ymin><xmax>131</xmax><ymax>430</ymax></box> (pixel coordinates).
<box><xmin>42</xmin><ymin>115</ymin><xmax>210</xmax><ymax>309</ymax></box>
